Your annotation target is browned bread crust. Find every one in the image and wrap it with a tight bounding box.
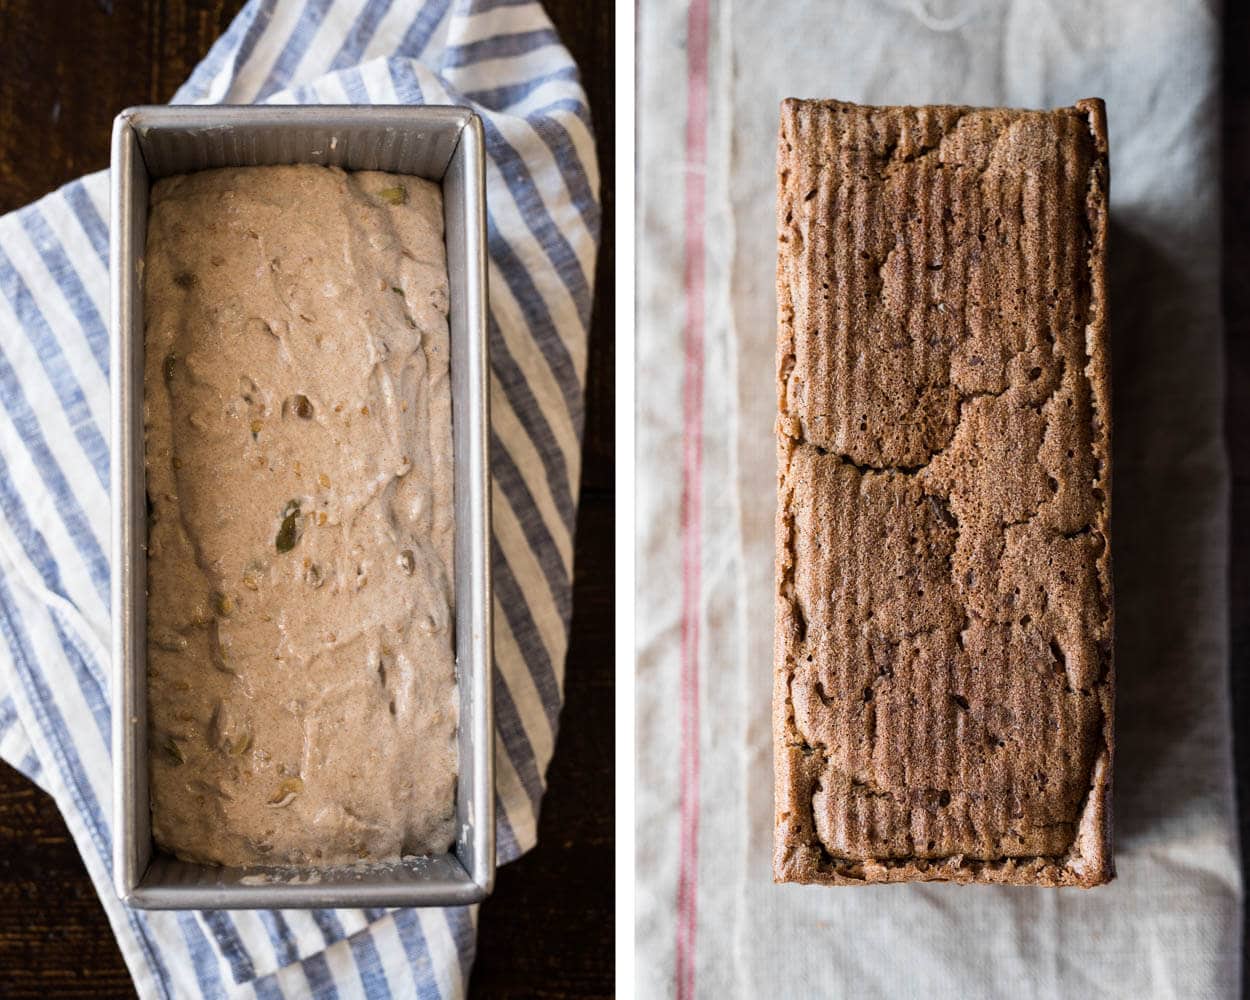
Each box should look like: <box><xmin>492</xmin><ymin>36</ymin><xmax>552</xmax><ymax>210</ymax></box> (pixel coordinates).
<box><xmin>774</xmin><ymin>98</ymin><xmax>1112</xmax><ymax>887</ymax></box>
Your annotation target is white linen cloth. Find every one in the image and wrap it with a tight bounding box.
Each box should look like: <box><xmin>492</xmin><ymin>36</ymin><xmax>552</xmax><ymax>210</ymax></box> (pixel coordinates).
<box><xmin>636</xmin><ymin>0</ymin><xmax>1242</xmax><ymax>995</ymax></box>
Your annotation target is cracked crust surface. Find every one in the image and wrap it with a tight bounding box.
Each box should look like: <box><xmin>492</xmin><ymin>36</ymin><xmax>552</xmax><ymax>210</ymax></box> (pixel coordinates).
<box><xmin>774</xmin><ymin>99</ymin><xmax>1112</xmax><ymax>887</ymax></box>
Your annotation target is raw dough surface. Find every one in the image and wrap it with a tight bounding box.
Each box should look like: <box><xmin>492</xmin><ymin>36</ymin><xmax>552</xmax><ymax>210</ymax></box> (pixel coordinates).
<box><xmin>144</xmin><ymin>164</ymin><xmax>456</xmax><ymax>867</ymax></box>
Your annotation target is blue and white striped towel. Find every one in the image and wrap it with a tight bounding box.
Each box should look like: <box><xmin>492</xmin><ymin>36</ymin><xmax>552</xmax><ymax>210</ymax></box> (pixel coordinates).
<box><xmin>0</xmin><ymin>1</ymin><xmax>598</xmax><ymax>996</ymax></box>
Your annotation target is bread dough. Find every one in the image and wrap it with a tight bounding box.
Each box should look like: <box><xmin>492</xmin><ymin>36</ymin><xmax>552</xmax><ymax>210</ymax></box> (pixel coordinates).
<box><xmin>143</xmin><ymin>165</ymin><xmax>456</xmax><ymax>867</ymax></box>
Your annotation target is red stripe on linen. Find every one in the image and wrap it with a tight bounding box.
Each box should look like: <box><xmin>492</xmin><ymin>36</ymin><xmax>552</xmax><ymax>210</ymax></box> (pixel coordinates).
<box><xmin>676</xmin><ymin>0</ymin><xmax>710</xmax><ymax>997</ymax></box>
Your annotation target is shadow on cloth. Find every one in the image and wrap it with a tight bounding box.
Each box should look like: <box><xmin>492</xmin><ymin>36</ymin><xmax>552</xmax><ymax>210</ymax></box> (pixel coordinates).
<box><xmin>1107</xmin><ymin>216</ymin><xmax>1228</xmax><ymax>846</ymax></box>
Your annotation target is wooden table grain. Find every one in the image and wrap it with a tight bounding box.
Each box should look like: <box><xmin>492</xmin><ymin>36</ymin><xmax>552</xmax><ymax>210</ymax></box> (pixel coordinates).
<box><xmin>0</xmin><ymin>2</ymin><xmax>614</xmax><ymax>997</ymax></box>
<box><xmin>1222</xmin><ymin>6</ymin><xmax>1250</xmax><ymax>998</ymax></box>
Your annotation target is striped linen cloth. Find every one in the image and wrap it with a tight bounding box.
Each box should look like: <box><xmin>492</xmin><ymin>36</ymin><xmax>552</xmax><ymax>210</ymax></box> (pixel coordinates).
<box><xmin>0</xmin><ymin>1</ymin><xmax>597</xmax><ymax>997</ymax></box>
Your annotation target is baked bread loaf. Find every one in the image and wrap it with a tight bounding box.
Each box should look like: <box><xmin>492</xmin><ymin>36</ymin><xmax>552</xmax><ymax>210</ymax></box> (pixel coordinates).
<box><xmin>774</xmin><ymin>99</ymin><xmax>1112</xmax><ymax>887</ymax></box>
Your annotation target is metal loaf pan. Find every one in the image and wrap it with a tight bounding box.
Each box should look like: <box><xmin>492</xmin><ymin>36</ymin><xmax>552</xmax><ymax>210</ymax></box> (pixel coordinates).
<box><xmin>110</xmin><ymin>105</ymin><xmax>494</xmax><ymax>909</ymax></box>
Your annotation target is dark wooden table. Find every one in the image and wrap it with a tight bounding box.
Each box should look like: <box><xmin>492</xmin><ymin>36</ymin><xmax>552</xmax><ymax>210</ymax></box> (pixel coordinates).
<box><xmin>0</xmin><ymin>2</ymin><xmax>613</xmax><ymax>997</ymax></box>
<box><xmin>1223</xmin><ymin>7</ymin><xmax>1249</xmax><ymax>999</ymax></box>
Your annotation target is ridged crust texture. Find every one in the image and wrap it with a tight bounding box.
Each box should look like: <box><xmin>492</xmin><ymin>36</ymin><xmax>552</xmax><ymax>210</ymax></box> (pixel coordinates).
<box><xmin>774</xmin><ymin>99</ymin><xmax>1112</xmax><ymax>888</ymax></box>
